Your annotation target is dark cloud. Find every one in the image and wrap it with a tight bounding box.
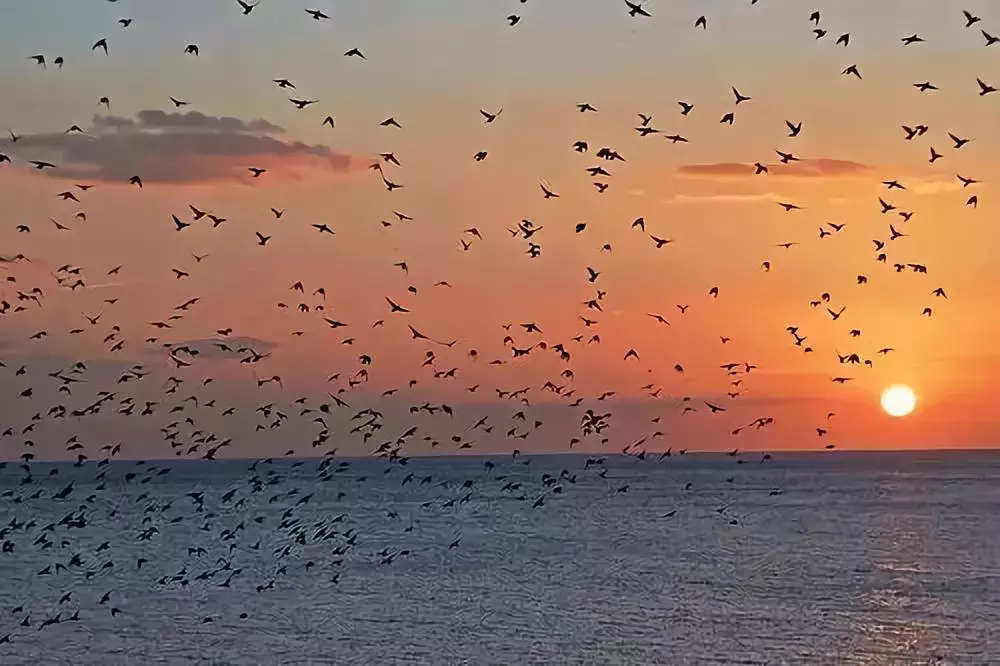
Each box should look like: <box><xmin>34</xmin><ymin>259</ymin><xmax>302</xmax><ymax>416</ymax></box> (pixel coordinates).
<box><xmin>677</xmin><ymin>159</ymin><xmax>870</xmax><ymax>178</ymax></box>
<box><xmin>94</xmin><ymin>109</ymin><xmax>285</xmax><ymax>134</ymax></box>
<box><xmin>4</xmin><ymin>110</ymin><xmax>355</xmax><ymax>183</ymax></box>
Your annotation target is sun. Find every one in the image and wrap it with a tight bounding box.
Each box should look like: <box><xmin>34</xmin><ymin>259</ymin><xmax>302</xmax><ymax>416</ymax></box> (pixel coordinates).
<box><xmin>880</xmin><ymin>385</ymin><xmax>916</xmax><ymax>417</ymax></box>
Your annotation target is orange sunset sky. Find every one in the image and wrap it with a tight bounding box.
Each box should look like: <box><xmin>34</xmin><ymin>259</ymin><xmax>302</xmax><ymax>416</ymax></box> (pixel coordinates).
<box><xmin>1</xmin><ymin>0</ymin><xmax>999</xmax><ymax>459</ymax></box>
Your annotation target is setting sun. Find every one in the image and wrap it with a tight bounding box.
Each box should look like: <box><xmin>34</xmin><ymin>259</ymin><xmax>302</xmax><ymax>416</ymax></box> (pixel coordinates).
<box><xmin>881</xmin><ymin>385</ymin><xmax>917</xmax><ymax>418</ymax></box>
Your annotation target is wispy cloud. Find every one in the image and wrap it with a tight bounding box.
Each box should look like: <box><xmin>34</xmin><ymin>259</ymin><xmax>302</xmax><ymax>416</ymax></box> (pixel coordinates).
<box><xmin>72</xmin><ymin>281</ymin><xmax>122</xmax><ymax>290</ymax></box>
<box><xmin>2</xmin><ymin>110</ymin><xmax>358</xmax><ymax>184</ymax></box>
<box><xmin>676</xmin><ymin>158</ymin><xmax>870</xmax><ymax>180</ymax></box>
<box><xmin>666</xmin><ymin>192</ymin><xmax>786</xmax><ymax>204</ymax></box>
<box><xmin>907</xmin><ymin>178</ymin><xmax>968</xmax><ymax>195</ymax></box>
<box><xmin>142</xmin><ymin>336</ymin><xmax>278</xmax><ymax>360</ymax></box>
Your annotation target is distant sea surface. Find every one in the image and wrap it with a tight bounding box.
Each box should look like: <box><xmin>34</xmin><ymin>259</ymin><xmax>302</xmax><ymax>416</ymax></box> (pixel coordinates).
<box><xmin>1</xmin><ymin>451</ymin><xmax>999</xmax><ymax>665</ymax></box>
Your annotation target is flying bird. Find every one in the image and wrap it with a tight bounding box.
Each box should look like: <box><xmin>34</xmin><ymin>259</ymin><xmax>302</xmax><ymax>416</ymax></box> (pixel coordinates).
<box><xmin>236</xmin><ymin>0</ymin><xmax>259</xmax><ymax>14</ymax></box>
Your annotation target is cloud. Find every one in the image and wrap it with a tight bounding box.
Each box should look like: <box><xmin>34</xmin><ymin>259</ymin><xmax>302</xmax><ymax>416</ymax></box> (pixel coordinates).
<box><xmin>677</xmin><ymin>159</ymin><xmax>870</xmax><ymax>179</ymax></box>
<box><xmin>677</xmin><ymin>162</ymin><xmax>756</xmax><ymax>178</ymax></box>
<box><xmin>907</xmin><ymin>179</ymin><xmax>966</xmax><ymax>195</ymax></box>
<box><xmin>773</xmin><ymin>158</ymin><xmax>870</xmax><ymax>177</ymax></box>
<box><xmin>95</xmin><ymin>109</ymin><xmax>285</xmax><ymax>134</ymax></box>
<box><xmin>142</xmin><ymin>336</ymin><xmax>278</xmax><ymax>360</ymax></box>
<box><xmin>4</xmin><ymin>110</ymin><xmax>357</xmax><ymax>183</ymax></box>
<box><xmin>667</xmin><ymin>192</ymin><xmax>785</xmax><ymax>204</ymax></box>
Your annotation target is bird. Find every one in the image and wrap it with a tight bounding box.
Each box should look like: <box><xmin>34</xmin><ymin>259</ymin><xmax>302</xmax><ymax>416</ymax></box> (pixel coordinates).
<box><xmin>480</xmin><ymin>108</ymin><xmax>502</xmax><ymax>123</ymax></box>
<box><xmin>647</xmin><ymin>313</ymin><xmax>670</xmax><ymax>326</ymax></box>
<box><xmin>236</xmin><ymin>0</ymin><xmax>259</xmax><ymax>15</ymax></box>
<box><xmin>624</xmin><ymin>1</ymin><xmax>651</xmax><ymax>18</ymax></box>
<box><xmin>836</xmin><ymin>65</ymin><xmax>862</xmax><ymax>82</ymax></box>
<box><xmin>948</xmin><ymin>132</ymin><xmax>972</xmax><ymax>149</ymax></box>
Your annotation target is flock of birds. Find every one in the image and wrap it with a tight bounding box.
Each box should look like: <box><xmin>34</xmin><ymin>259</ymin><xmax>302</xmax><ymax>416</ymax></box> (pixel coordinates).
<box><xmin>0</xmin><ymin>0</ymin><xmax>991</xmax><ymax>652</ymax></box>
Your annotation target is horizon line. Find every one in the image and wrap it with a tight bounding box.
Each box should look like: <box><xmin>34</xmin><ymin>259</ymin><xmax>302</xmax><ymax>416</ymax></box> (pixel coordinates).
<box><xmin>3</xmin><ymin>446</ymin><xmax>999</xmax><ymax>468</ymax></box>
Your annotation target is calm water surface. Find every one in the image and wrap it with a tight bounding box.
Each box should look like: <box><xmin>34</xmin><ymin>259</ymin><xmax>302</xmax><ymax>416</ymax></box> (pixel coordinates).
<box><xmin>1</xmin><ymin>451</ymin><xmax>998</xmax><ymax>665</ymax></box>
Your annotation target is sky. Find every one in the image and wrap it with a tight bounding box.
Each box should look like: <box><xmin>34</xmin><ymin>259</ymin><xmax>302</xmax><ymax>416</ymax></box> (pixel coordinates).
<box><xmin>1</xmin><ymin>0</ymin><xmax>999</xmax><ymax>461</ymax></box>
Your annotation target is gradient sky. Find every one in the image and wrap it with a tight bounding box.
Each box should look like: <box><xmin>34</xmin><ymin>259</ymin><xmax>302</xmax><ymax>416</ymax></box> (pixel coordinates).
<box><xmin>1</xmin><ymin>0</ymin><xmax>999</xmax><ymax>461</ymax></box>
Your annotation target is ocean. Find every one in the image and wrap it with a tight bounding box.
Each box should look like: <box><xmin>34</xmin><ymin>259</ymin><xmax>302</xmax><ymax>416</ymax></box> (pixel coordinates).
<box><xmin>1</xmin><ymin>451</ymin><xmax>998</xmax><ymax>665</ymax></box>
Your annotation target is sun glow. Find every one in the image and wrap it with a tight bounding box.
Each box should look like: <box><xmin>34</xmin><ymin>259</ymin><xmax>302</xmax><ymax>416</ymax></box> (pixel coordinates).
<box><xmin>881</xmin><ymin>385</ymin><xmax>917</xmax><ymax>417</ymax></box>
